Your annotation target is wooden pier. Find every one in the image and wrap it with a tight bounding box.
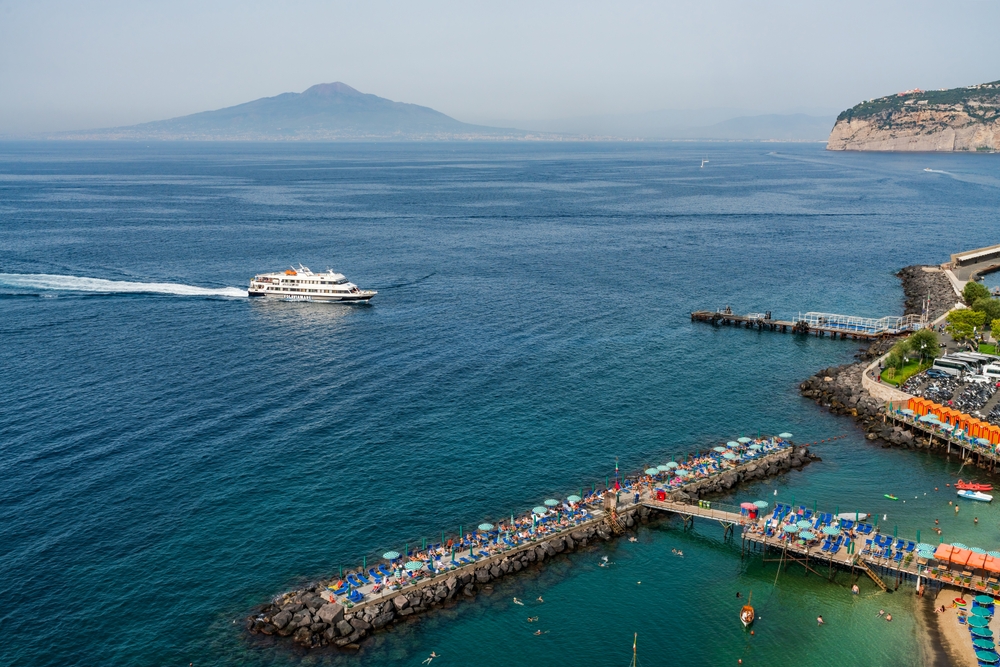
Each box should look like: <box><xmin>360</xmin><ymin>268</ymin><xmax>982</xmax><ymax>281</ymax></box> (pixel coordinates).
<box><xmin>887</xmin><ymin>409</ymin><xmax>1000</xmax><ymax>473</ymax></box>
<box><xmin>643</xmin><ymin>498</ymin><xmax>1000</xmax><ymax>596</ymax></box>
<box><xmin>691</xmin><ymin>309</ymin><xmax>922</xmax><ymax>341</ymax></box>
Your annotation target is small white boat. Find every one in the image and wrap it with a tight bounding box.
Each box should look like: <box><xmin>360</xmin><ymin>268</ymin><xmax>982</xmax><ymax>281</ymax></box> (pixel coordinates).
<box><xmin>957</xmin><ymin>490</ymin><xmax>993</xmax><ymax>503</ymax></box>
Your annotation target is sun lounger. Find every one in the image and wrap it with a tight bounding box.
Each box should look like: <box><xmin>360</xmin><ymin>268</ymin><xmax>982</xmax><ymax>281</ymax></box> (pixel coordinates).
<box><xmin>368</xmin><ymin>568</ymin><xmax>383</xmax><ymax>583</ymax></box>
<box><xmin>356</xmin><ymin>572</ymin><xmax>372</xmax><ymax>585</ymax></box>
<box><xmin>347</xmin><ymin>574</ymin><xmax>363</xmax><ymax>588</ymax></box>
<box><xmin>347</xmin><ymin>590</ymin><xmax>363</xmax><ymax>603</ymax></box>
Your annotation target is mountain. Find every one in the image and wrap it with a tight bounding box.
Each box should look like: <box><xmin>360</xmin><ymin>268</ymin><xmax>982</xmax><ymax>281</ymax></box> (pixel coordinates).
<box><xmin>59</xmin><ymin>82</ymin><xmax>530</xmax><ymax>140</ymax></box>
<box><xmin>827</xmin><ymin>80</ymin><xmax>1000</xmax><ymax>152</ymax></box>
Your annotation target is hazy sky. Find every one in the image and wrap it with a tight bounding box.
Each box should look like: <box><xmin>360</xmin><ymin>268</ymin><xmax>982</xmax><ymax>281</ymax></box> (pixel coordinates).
<box><xmin>2</xmin><ymin>0</ymin><xmax>999</xmax><ymax>133</ymax></box>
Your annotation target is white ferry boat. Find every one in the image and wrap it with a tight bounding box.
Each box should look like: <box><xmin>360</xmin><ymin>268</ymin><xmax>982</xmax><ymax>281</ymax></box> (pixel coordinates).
<box><xmin>248</xmin><ymin>265</ymin><xmax>377</xmax><ymax>303</ymax></box>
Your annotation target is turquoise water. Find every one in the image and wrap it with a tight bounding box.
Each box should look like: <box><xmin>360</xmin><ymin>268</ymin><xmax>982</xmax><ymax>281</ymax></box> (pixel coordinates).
<box><xmin>2</xmin><ymin>142</ymin><xmax>999</xmax><ymax>666</ymax></box>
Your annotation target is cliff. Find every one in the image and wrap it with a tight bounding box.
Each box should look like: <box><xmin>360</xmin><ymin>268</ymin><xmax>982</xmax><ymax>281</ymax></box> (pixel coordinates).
<box><xmin>827</xmin><ymin>80</ymin><xmax>1000</xmax><ymax>151</ymax></box>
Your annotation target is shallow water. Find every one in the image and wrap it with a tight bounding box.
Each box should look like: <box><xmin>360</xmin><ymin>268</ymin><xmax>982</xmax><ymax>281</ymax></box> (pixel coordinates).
<box><xmin>1</xmin><ymin>141</ymin><xmax>999</xmax><ymax>666</ymax></box>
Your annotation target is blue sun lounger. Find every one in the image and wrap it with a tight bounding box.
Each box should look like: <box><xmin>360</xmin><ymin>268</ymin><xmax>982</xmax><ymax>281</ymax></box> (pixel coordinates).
<box><xmin>356</xmin><ymin>572</ymin><xmax>372</xmax><ymax>585</ymax></box>
<box><xmin>347</xmin><ymin>573</ymin><xmax>363</xmax><ymax>588</ymax></box>
<box><xmin>379</xmin><ymin>564</ymin><xmax>394</xmax><ymax>578</ymax></box>
<box><xmin>347</xmin><ymin>589</ymin><xmax>363</xmax><ymax>604</ymax></box>
<box><xmin>368</xmin><ymin>568</ymin><xmax>383</xmax><ymax>583</ymax></box>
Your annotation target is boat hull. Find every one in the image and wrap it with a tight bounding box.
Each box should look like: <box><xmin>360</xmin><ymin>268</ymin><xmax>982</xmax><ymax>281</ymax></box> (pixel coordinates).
<box><xmin>956</xmin><ymin>480</ymin><xmax>993</xmax><ymax>491</ymax></box>
<box><xmin>249</xmin><ymin>291</ymin><xmax>375</xmax><ymax>303</ymax></box>
<box><xmin>740</xmin><ymin>606</ymin><xmax>754</xmax><ymax>627</ymax></box>
<box><xmin>957</xmin><ymin>490</ymin><xmax>993</xmax><ymax>502</ymax></box>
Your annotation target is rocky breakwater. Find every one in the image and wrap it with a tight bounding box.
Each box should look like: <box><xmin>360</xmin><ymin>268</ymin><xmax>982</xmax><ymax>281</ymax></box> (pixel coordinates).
<box><xmin>897</xmin><ymin>265</ymin><xmax>959</xmax><ymax>320</ymax></box>
<box><xmin>245</xmin><ymin>515</ymin><xmax>649</xmax><ymax>650</ymax></box>
<box><xmin>667</xmin><ymin>446</ymin><xmax>815</xmax><ymax>503</ymax></box>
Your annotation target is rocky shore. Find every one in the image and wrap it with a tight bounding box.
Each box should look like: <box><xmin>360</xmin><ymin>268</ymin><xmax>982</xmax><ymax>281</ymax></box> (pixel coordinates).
<box><xmin>245</xmin><ymin>447</ymin><xmax>812</xmax><ymax>651</ymax></box>
<box><xmin>896</xmin><ymin>265</ymin><xmax>959</xmax><ymax>320</ymax></box>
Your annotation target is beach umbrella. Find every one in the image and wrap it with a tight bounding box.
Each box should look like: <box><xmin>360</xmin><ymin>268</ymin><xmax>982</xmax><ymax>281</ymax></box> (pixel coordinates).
<box><xmin>749</xmin><ymin>444</ymin><xmax>762</xmax><ymax>450</ymax></box>
<box><xmin>918</xmin><ymin>414</ymin><xmax>938</xmax><ymax>423</ymax></box>
<box><xmin>974</xmin><ymin>639</ymin><xmax>996</xmax><ymax>650</ymax></box>
<box><xmin>971</xmin><ymin>605</ymin><xmax>993</xmax><ymax>617</ymax></box>
<box><xmin>567</xmin><ymin>495</ymin><xmax>581</xmax><ymax>503</ymax></box>
<box><xmin>478</xmin><ymin>523</ymin><xmax>494</xmax><ymax>531</ymax></box>
<box><xmin>644</xmin><ymin>468</ymin><xmax>659</xmax><ymax>476</ymax></box>
<box><xmin>727</xmin><ymin>441</ymin><xmax>740</xmax><ymax>448</ymax></box>
<box><xmin>900</xmin><ymin>409</ymin><xmax>915</xmax><ymax>416</ymax></box>
<box><xmin>404</xmin><ymin>561</ymin><xmax>424</xmax><ymax>571</ymax></box>
<box><xmin>975</xmin><ymin>595</ymin><xmax>996</xmax><ymax>605</ymax></box>
<box><xmin>657</xmin><ymin>464</ymin><xmax>671</xmax><ymax>471</ymax></box>
<box><xmin>544</xmin><ymin>499</ymin><xmax>560</xmax><ymax>507</ymax></box>
<box><xmin>754</xmin><ymin>500</ymin><xmax>769</xmax><ymax>508</ymax></box>
<box><xmin>712</xmin><ymin>446</ymin><xmax>727</xmax><ymax>453</ymax></box>
<box><xmin>799</xmin><ymin>531</ymin><xmax>816</xmax><ymax>540</ymax></box>
<box><xmin>972</xmin><ymin>547</ymin><xmax>988</xmax><ymax>554</ymax></box>
<box><xmin>968</xmin><ymin>615</ymin><xmax>990</xmax><ymax>628</ymax></box>
<box><xmin>738</xmin><ymin>437</ymin><xmax>752</xmax><ymax>444</ymax></box>
<box><xmin>917</xmin><ymin>543</ymin><xmax>936</xmax><ymax>551</ymax></box>
<box><xmin>978</xmin><ymin>438</ymin><xmax>992</xmax><ymax>446</ymax></box>
<box><xmin>917</xmin><ymin>550</ymin><xmax>935</xmax><ymax>560</ymax></box>
<box><xmin>973</xmin><ymin>628</ymin><xmax>995</xmax><ymax>639</ymax></box>
<box><xmin>779</xmin><ymin>432</ymin><xmax>793</xmax><ymax>438</ymax></box>
<box><xmin>796</xmin><ymin>520</ymin><xmax>812</xmax><ymax>529</ymax></box>
<box><xmin>988</xmin><ymin>551</ymin><xmax>1000</xmax><ymax>558</ymax></box>
<box><xmin>783</xmin><ymin>524</ymin><xmax>799</xmax><ymax>533</ymax></box>
<box><xmin>953</xmin><ymin>543</ymin><xmax>970</xmax><ymax>549</ymax></box>
<box><xmin>676</xmin><ymin>470</ymin><xmax>691</xmax><ymax>477</ymax></box>
<box><xmin>822</xmin><ymin>526</ymin><xmax>840</xmax><ymax>536</ymax></box>
<box><xmin>666</xmin><ymin>462</ymin><xmax>679</xmax><ymax>469</ymax></box>
<box><xmin>532</xmin><ymin>506</ymin><xmax>548</xmax><ymax>515</ymax></box>
<box><xmin>723</xmin><ymin>452</ymin><xmax>738</xmax><ymax>460</ymax></box>
<box><xmin>382</xmin><ymin>551</ymin><xmax>400</xmax><ymax>560</ymax></box>
<box><xmin>975</xmin><ymin>650</ymin><xmax>998</xmax><ymax>663</ymax></box>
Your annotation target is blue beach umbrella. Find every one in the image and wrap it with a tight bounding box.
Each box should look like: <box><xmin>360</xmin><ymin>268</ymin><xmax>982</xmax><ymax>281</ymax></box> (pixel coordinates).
<box><xmin>404</xmin><ymin>561</ymin><xmax>424</xmax><ymax>571</ymax></box>
<box><xmin>478</xmin><ymin>523</ymin><xmax>494</xmax><ymax>531</ymax></box>
<box><xmin>796</xmin><ymin>520</ymin><xmax>812</xmax><ymax>529</ymax></box>
<box><xmin>723</xmin><ymin>452</ymin><xmax>738</xmax><ymax>460</ymax></box>
<box><xmin>749</xmin><ymin>444</ymin><xmax>762</xmax><ymax>450</ymax></box>
<box><xmin>799</xmin><ymin>531</ymin><xmax>816</xmax><ymax>540</ymax></box>
<box><xmin>978</xmin><ymin>438</ymin><xmax>991</xmax><ymax>446</ymax></box>
<box><xmin>738</xmin><ymin>437</ymin><xmax>752</xmax><ymax>444</ymax></box>
<box><xmin>779</xmin><ymin>432</ymin><xmax>793</xmax><ymax>438</ymax></box>
<box><xmin>754</xmin><ymin>501</ymin><xmax>769</xmax><ymax>509</ymax></box>
<box><xmin>382</xmin><ymin>551</ymin><xmax>400</xmax><ymax>560</ymax></box>
<box><xmin>822</xmin><ymin>526</ymin><xmax>840</xmax><ymax>536</ymax></box>
<box><xmin>973</xmin><ymin>628</ymin><xmax>995</xmax><ymax>639</ymax></box>
<box><xmin>971</xmin><ymin>605</ymin><xmax>992</xmax><ymax>617</ymax></box>
<box><xmin>567</xmin><ymin>495</ymin><xmax>581</xmax><ymax>503</ymax></box>
<box><xmin>900</xmin><ymin>409</ymin><xmax>915</xmax><ymax>416</ymax></box>
<box><xmin>975</xmin><ymin>649</ymin><xmax>998</xmax><ymax>663</ymax></box>
<box><xmin>544</xmin><ymin>499</ymin><xmax>560</xmax><ymax>507</ymax></box>
<box><xmin>657</xmin><ymin>464</ymin><xmax>671</xmax><ymax>471</ymax></box>
<box><xmin>712</xmin><ymin>447</ymin><xmax>727</xmax><ymax>453</ymax></box>
<box><xmin>974</xmin><ymin>639</ymin><xmax>996</xmax><ymax>650</ymax></box>
<box><xmin>968</xmin><ymin>615</ymin><xmax>990</xmax><ymax>628</ymax></box>
<box><xmin>532</xmin><ymin>506</ymin><xmax>548</xmax><ymax>515</ymax></box>
<box><xmin>953</xmin><ymin>543</ymin><xmax>970</xmax><ymax>549</ymax></box>
<box><xmin>917</xmin><ymin>543</ymin><xmax>936</xmax><ymax>551</ymax></box>
<box><xmin>972</xmin><ymin>547</ymin><xmax>988</xmax><ymax>554</ymax></box>
<box><xmin>666</xmin><ymin>462</ymin><xmax>679</xmax><ymax>469</ymax></box>
<box><xmin>783</xmin><ymin>524</ymin><xmax>799</xmax><ymax>533</ymax></box>
<box><xmin>645</xmin><ymin>468</ymin><xmax>659</xmax><ymax>475</ymax></box>
<box><xmin>727</xmin><ymin>442</ymin><xmax>740</xmax><ymax>448</ymax></box>
<box><xmin>975</xmin><ymin>595</ymin><xmax>996</xmax><ymax>605</ymax></box>
<box><xmin>989</xmin><ymin>551</ymin><xmax>1000</xmax><ymax>558</ymax></box>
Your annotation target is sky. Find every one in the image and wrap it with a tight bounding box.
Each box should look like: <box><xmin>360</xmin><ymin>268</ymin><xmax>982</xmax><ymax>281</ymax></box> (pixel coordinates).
<box><xmin>1</xmin><ymin>0</ymin><xmax>999</xmax><ymax>134</ymax></box>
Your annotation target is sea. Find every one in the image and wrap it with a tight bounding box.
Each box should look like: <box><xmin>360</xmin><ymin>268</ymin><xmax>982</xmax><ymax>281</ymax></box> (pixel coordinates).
<box><xmin>2</xmin><ymin>141</ymin><xmax>999</xmax><ymax>667</ymax></box>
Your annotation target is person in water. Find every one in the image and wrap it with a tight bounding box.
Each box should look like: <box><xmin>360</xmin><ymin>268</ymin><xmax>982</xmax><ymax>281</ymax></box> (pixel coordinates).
<box><xmin>851</xmin><ymin>584</ymin><xmax>859</xmax><ymax>595</ymax></box>
<box><xmin>975</xmin><ymin>517</ymin><xmax>979</xmax><ymax>524</ymax></box>
<box><xmin>422</xmin><ymin>652</ymin><xmax>439</xmax><ymax>664</ymax></box>
<box><xmin>736</xmin><ymin>592</ymin><xmax>741</xmax><ymax>599</ymax></box>
<box><xmin>885</xmin><ymin>614</ymin><xmax>892</xmax><ymax>622</ymax></box>
<box><xmin>537</xmin><ymin>596</ymin><xmax>543</xmax><ymax>603</ymax></box>
<box><xmin>817</xmin><ymin>616</ymin><xmax>824</xmax><ymax>625</ymax></box>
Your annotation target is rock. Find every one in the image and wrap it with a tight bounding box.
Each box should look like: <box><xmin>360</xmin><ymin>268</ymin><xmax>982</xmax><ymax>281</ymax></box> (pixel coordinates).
<box><xmin>551</xmin><ymin>537</ymin><xmax>565</xmax><ymax>552</ymax></box>
<box><xmin>347</xmin><ymin>631</ymin><xmax>363</xmax><ymax>644</ymax></box>
<box><xmin>372</xmin><ymin>611</ymin><xmax>395</xmax><ymax>629</ymax></box>
<box><xmin>625</xmin><ymin>514</ymin><xmax>634</xmax><ymax>528</ymax></box>
<box><xmin>350</xmin><ymin>617</ymin><xmax>372</xmax><ymax>633</ymax></box>
<box><xmin>310</xmin><ymin>622</ymin><xmax>327</xmax><ymax>633</ymax></box>
<box><xmin>476</xmin><ymin>568</ymin><xmax>491</xmax><ymax>583</ymax></box>
<box><xmin>336</xmin><ymin>620</ymin><xmax>354</xmax><ymax>637</ymax></box>
<box><xmin>317</xmin><ymin>602</ymin><xmax>345</xmax><ymax>625</ymax></box>
<box><xmin>463</xmin><ymin>584</ymin><xmax>475</xmax><ymax>597</ymax></box>
<box><xmin>291</xmin><ymin>609</ymin><xmax>312</xmax><ymax>628</ymax></box>
<box><xmin>272</xmin><ymin>609</ymin><xmax>292</xmax><ymax>630</ymax></box>
<box><xmin>258</xmin><ymin>623</ymin><xmax>277</xmax><ymax>635</ymax></box>
<box><xmin>490</xmin><ymin>565</ymin><xmax>501</xmax><ymax>578</ymax></box>
<box><xmin>445</xmin><ymin>576</ymin><xmax>458</xmax><ymax>591</ymax></box>
<box><xmin>564</xmin><ymin>535</ymin><xmax>575</xmax><ymax>550</ymax></box>
<box><xmin>392</xmin><ymin>595</ymin><xmax>409</xmax><ymax>611</ymax></box>
<box><xmin>304</xmin><ymin>595</ymin><xmax>324</xmax><ymax>612</ymax></box>
<box><xmin>281</xmin><ymin>602</ymin><xmax>304</xmax><ymax>614</ymax></box>
<box><xmin>324</xmin><ymin>625</ymin><xmax>338</xmax><ymax>642</ymax></box>
<box><xmin>512</xmin><ymin>559</ymin><xmax>522</xmax><ymax>571</ymax></box>
<box><xmin>292</xmin><ymin>627</ymin><xmax>312</xmax><ymax>645</ymax></box>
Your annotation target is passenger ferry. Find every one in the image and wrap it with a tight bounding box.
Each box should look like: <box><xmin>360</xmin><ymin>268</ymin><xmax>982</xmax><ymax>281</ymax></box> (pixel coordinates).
<box><xmin>248</xmin><ymin>265</ymin><xmax>377</xmax><ymax>303</ymax></box>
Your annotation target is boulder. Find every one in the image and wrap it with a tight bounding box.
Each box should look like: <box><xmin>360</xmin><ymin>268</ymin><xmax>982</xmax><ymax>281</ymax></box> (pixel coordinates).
<box><xmin>350</xmin><ymin>617</ymin><xmax>372</xmax><ymax>633</ymax></box>
<box><xmin>310</xmin><ymin>622</ymin><xmax>327</xmax><ymax>633</ymax></box>
<box><xmin>292</xmin><ymin>626</ymin><xmax>312</xmax><ymax>645</ymax></box>
<box><xmin>336</xmin><ymin>620</ymin><xmax>354</xmax><ymax>637</ymax></box>
<box><xmin>317</xmin><ymin>602</ymin><xmax>345</xmax><ymax>625</ymax></box>
<box><xmin>564</xmin><ymin>535</ymin><xmax>575</xmax><ymax>550</ymax></box>
<box><xmin>324</xmin><ymin>625</ymin><xmax>338</xmax><ymax>642</ymax></box>
<box><xmin>445</xmin><ymin>576</ymin><xmax>458</xmax><ymax>591</ymax></box>
<box><xmin>291</xmin><ymin>609</ymin><xmax>312</xmax><ymax>628</ymax></box>
<box><xmin>490</xmin><ymin>565</ymin><xmax>501</xmax><ymax>578</ymax></box>
<box><xmin>475</xmin><ymin>568</ymin><xmax>491</xmax><ymax>583</ymax></box>
<box><xmin>271</xmin><ymin>610</ymin><xmax>292</xmax><ymax>630</ymax></box>
<box><xmin>512</xmin><ymin>559</ymin><xmax>522</xmax><ymax>571</ymax></box>
<box><xmin>535</xmin><ymin>546</ymin><xmax>548</xmax><ymax>560</ymax></box>
<box><xmin>372</xmin><ymin>611</ymin><xmax>395</xmax><ymax>629</ymax></box>
<box><xmin>463</xmin><ymin>584</ymin><xmax>475</xmax><ymax>597</ymax></box>
<box><xmin>304</xmin><ymin>595</ymin><xmax>324</xmax><ymax>612</ymax></box>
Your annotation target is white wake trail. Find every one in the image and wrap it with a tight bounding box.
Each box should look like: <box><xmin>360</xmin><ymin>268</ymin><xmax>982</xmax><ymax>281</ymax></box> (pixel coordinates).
<box><xmin>0</xmin><ymin>273</ymin><xmax>248</xmax><ymax>298</ymax></box>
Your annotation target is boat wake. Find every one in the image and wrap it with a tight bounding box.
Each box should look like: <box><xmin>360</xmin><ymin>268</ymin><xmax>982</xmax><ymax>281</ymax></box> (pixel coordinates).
<box><xmin>923</xmin><ymin>168</ymin><xmax>951</xmax><ymax>175</ymax></box>
<box><xmin>0</xmin><ymin>273</ymin><xmax>248</xmax><ymax>298</ymax></box>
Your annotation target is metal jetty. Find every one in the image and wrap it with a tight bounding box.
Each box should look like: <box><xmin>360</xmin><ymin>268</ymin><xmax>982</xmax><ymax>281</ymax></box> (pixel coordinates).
<box><xmin>690</xmin><ymin>309</ymin><xmax>925</xmax><ymax>340</ymax></box>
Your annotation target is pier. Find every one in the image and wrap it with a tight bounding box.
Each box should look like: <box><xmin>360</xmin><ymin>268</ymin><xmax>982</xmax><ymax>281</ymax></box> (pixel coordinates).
<box><xmin>691</xmin><ymin>309</ymin><xmax>925</xmax><ymax>340</ymax></box>
<box><xmin>886</xmin><ymin>399</ymin><xmax>1000</xmax><ymax>472</ymax></box>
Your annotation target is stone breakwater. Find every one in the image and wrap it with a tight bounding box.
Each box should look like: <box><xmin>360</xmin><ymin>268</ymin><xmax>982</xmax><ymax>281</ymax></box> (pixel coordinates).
<box><xmin>896</xmin><ymin>265</ymin><xmax>959</xmax><ymax>321</ymax></box>
<box><xmin>244</xmin><ymin>447</ymin><xmax>811</xmax><ymax>651</ymax></box>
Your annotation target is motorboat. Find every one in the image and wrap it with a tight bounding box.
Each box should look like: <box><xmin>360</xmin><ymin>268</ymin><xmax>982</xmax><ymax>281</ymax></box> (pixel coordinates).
<box><xmin>740</xmin><ymin>591</ymin><xmax>754</xmax><ymax>627</ymax></box>
<box><xmin>956</xmin><ymin>480</ymin><xmax>993</xmax><ymax>492</ymax></box>
<box><xmin>957</xmin><ymin>490</ymin><xmax>994</xmax><ymax>502</ymax></box>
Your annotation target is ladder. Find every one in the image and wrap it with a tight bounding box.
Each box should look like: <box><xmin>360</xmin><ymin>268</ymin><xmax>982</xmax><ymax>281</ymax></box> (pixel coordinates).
<box><xmin>853</xmin><ymin>555</ymin><xmax>888</xmax><ymax>592</ymax></box>
<box><xmin>605</xmin><ymin>512</ymin><xmax>627</xmax><ymax>536</ymax></box>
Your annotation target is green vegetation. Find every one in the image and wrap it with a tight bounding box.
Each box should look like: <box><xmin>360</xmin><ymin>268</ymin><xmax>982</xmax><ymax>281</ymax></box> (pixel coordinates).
<box><xmin>994</xmin><ymin>318</ymin><xmax>1000</xmax><ymax>336</ymax></box>
<box><xmin>964</xmin><ymin>281</ymin><xmax>991</xmax><ymax>305</ymax></box>
<box><xmin>972</xmin><ymin>297</ymin><xmax>1000</xmax><ymax>323</ymax></box>
<box><xmin>836</xmin><ymin>80</ymin><xmax>1000</xmax><ymax>122</ymax></box>
<box><xmin>881</xmin><ymin>359</ymin><xmax>932</xmax><ymax>386</ymax></box>
<box><xmin>946</xmin><ymin>309</ymin><xmax>987</xmax><ymax>341</ymax></box>
<box><xmin>980</xmin><ymin>343</ymin><xmax>998</xmax><ymax>355</ymax></box>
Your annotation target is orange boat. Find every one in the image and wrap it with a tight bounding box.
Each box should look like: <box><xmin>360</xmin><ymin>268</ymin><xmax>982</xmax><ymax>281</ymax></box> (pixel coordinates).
<box><xmin>740</xmin><ymin>591</ymin><xmax>754</xmax><ymax>627</ymax></box>
<box><xmin>956</xmin><ymin>480</ymin><xmax>993</xmax><ymax>491</ymax></box>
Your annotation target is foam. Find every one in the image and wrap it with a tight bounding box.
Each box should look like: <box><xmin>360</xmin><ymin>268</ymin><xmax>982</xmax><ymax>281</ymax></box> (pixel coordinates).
<box><xmin>0</xmin><ymin>273</ymin><xmax>248</xmax><ymax>298</ymax></box>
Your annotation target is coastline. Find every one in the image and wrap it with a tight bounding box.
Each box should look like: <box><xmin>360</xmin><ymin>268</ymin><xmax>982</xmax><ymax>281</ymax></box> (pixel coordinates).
<box><xmin>926</xmin><ymin>586</ymin><xmax>977</xmax><ymax>667</ymax></box>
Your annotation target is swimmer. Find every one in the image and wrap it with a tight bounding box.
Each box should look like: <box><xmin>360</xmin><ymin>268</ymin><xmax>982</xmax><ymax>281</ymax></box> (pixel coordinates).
<box><xmin>628</xmin><ymin>536</ymin><xmax>638</xmax><ymax>542</ymax></box>
<box><xmin>975</xmin><ymin>517</ymin><xmax>979</xmax><ymax>524</ymax></box>
<box><xmin>422</xmin><ymin>652</ymin><xmax>439</xmax><ymax>664</ymax></box>
<box><xmin>878</xmin><ymin>609</ymin><xmax>885</xmax><ymax>617</ymax></box>
<box><xmin>527</xmin><ymin>616</ymin><xmax>538</xmax><ymax>622</ymax></box>
<box><xmin>736</xmin><ymin>592</ymin><xmax>742</xmax><ymax>599</ymax></box>
<box><xmin>533</xmin><ymin>630</ymin><xmax>547</xmax><ymax>636</ymax></box>
<box><xmin>637</xmin><ymin>581</ymin><xmax>641</xmax><ymax>585</ymax></box>
<box><xmin>676</xmin><ymin>550</ymin><xmax>684</xmax><ymax>557</ymax></box>
<box><xmin>955</xmin><ymin>506</ymin><xmax>960</xmax><ymax>513</ymax></box>
<box><xmin>886</xmin><ymin>614</ymin><xmax>892</xmax><ymax>622</ymax></box>
<box><xmin>513</xmin><ymin>597</ymin><xmax>524</xmax><ymax>606</ymax></box>
<box><xmin>537</xmin><ymin>596</ymin><xmax>544</xmax><ymax>603</ymax></box>
<box><xmin>851</xmin><ymin>584</ymin><xmax>859</xmax><ymax>595</ymax></box>
<box><xmin>935</xmin><ymin>519</ymin><xmax>939</xmax><ymax>525</ymax></box>
<box><xmin>817</xmin><ymin>616</ymin><xmax>824</xmax><ymax>625</ymax></box>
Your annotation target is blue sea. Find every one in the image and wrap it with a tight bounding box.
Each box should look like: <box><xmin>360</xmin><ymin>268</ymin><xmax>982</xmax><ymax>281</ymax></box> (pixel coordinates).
<box><xmin>2</xmin><ymin>141</ymin><xmax>999</xmax><ymax>667</ymax></box>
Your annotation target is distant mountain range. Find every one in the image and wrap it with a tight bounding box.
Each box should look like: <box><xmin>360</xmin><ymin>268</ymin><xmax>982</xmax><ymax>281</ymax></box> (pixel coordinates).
<box><xmin>53</xmin><ymin>82</ymin><xmax>835</xmax><ymax>142</ymax></box>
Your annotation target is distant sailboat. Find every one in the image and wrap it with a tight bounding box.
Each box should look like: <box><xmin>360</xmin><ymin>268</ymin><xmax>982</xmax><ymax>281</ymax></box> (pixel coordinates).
<box><xmin>701</xmin><ymin>159</ymin><xmax>709</xmax><ymax>168</ymax></box>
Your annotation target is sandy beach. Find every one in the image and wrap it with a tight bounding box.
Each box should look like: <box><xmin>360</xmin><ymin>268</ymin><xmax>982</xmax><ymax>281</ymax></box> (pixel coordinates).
<box><xmin>928</xmin><ymin>586</ymin><xmax>979</xmax><ymax>667</ymax></box>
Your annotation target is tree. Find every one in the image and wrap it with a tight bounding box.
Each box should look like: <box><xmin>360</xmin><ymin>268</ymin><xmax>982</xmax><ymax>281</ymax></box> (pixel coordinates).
<box><xmin>994</xmin><ymin>318</ymin><xmax>1000</xmax><ymax>335</ymax></box>
<box><xmin>963</xmin><ymin>281</ymin><xmax>991</xmax><ymax>305</ymax></box>
<box><xmin>907</xmin><ymin>328</ymin><xmax>940</xmax><ymax>361</ymax></box>
<box><xmin>972</xmin><ymin>297</ymin><xmax>1000</xmax><ymax>323</ymax></box>
<box><xmin>946</xmin><ymin>309</ymin><xmax>986</xmax><ymax>341</ymax></box>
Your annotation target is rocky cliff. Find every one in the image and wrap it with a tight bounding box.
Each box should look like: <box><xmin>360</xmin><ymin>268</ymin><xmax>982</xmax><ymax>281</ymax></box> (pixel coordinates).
<box><xmin>827</xmin><ymin>80</ymin><xmax>1000</xmax><ymax>151</ymax></box>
